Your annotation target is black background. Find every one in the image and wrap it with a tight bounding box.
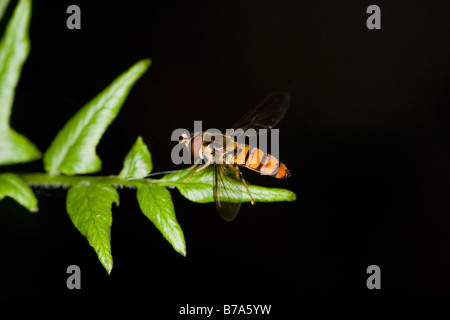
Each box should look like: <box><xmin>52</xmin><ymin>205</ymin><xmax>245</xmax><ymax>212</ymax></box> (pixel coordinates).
<box><xmin>0</xmin><ymin>0</ymin><xmax>449</xmax><ymax>308</ymax></box>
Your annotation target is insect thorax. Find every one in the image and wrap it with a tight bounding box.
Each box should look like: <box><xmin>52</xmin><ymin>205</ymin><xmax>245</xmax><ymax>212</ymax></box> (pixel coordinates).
<box><xmin>200</xmin><ymin>132</ymin><xmax>237</xmax><ymax>165</ymax></box>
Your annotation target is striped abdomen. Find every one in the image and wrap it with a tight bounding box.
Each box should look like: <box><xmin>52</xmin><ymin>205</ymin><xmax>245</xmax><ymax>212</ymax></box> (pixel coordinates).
<box><xmin>235</xmin><ymin>144</ymin><xmax>290</xmax><ymax>178</ymax></box>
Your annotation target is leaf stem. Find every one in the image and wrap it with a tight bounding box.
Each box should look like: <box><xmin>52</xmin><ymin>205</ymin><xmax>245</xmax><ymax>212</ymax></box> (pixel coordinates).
<box><xmin>15</xmin><ymin>172</ymin><xmax>182</xmax><ymax>189</ymax></box>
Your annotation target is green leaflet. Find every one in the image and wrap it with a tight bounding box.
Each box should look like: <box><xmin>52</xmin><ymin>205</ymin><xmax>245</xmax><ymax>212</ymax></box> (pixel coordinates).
<box><xmin>0</xmin><ymin>173</ymin><xmax>38</xmax><ymax>212</ymax></box>
<box><xmin>0</xmin><ymin>0</ymin><xmax>41</xmax><ymax>165</ymax></box>
<box><xmin>66</xmin><ymin>183</ymin><xmax>119</xmax><ymax>274</ymax></box>
<box><xmin>0</xmin><ymin>0</ymin><xmax>11</xmax><ymax>21</ymax></box>
<box><xmin>160</xmin><ymin>167</ymin><xmax>297</xmax><ymax>203</ymax></box>
<box><xmin>43</xmin><ymin>59</ymin><xmax>151</xmax><ymax>176</ymax></box>
<box><xmin>0</xmin><ymin>130</ymin><xmax>41</xmax><ymax>166</ymax></box>
<box><xmin>0</xmin><ymin>0</ymin><xmax>29</xmax><ymax>128</ymax></box>
<box><xmin>119</xmin><ymin>136</ymin><xmax>152</xmax><ymax>179</ymax></box>
<box><xmin>137</xmin><ymin>185</ymin><xmax>186</xmax><ymax>256</ymax></box>
<box><xmin>120</xmin><ymin>136</ymin><xmax>186</xmax><ymax>256</ymax></box>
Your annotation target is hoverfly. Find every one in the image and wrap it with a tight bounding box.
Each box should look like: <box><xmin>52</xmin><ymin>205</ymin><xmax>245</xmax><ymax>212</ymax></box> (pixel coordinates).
<box><xmin>179</xmin><ymin>92</ymin><xmax>291</xmax><ymax>221</ymax></box>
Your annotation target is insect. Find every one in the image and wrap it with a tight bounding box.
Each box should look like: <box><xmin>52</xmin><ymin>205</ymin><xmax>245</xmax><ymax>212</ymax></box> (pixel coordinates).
<box><xmin>179</xmin><ymin>92</ymin><xmax>291</xmax><ymax>221</ymax></box>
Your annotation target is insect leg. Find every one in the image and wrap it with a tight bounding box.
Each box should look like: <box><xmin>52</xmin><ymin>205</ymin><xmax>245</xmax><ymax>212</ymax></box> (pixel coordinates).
<box><xmin>217</xmin><ymin>166</ymin><xmax>223</xmax><ymax>207</ymax></box>
<box><xmin>183</xmin><ymin>161</ymin><xmax>212</xmax><ymax>182</ymax></box>
<box><xmin>186</xmin><ymin>163</ymin><xmax>198</xmax><ymax>171</ymax></box>
<box><xmin>238</xmin><ymin>170</ymin><xmax>255</xmax><ymax>205</ymax></box>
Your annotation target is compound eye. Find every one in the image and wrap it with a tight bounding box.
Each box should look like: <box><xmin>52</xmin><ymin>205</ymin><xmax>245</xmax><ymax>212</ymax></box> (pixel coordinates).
<box><xmin>191</xmin><ymin>135</ymin><xmax>203</xmax><ymax>159</ymax></box>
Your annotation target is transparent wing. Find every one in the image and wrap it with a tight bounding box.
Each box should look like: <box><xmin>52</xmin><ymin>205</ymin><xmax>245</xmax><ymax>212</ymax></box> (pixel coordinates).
<box><xmin>231</xmin><ymin>92</ymin><xmax>290</xmax><ymax>132</ymax></box>
<box><xmin>213</xmin><ymin>164</ymin><xmax>242</xmax><ymax>222</ymax></box>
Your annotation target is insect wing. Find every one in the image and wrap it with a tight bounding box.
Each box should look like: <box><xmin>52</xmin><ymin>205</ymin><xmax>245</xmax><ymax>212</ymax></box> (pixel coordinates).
<box><xmin>213</xmin><ymin>164</ymin><xmax>242</xmax><ymax>222</ymax></box>
<box><xmin>231</xmin><ymin>92</ymin><xmax>290</xmax><ymax>133</ymax></box>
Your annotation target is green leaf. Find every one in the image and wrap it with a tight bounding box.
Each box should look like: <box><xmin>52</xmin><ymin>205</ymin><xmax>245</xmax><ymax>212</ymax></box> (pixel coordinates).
<box><xmin>66</xmin><ymin>183</ymin><xmax>119</xmax><ymax>274</ymax></box>
<box><xmin>0</xmin><ymin>0</ymin><xmax>41</xmax><ymax>166</ymax></box>
<box><xmin>119</xmin><ymin>136</ymin><xmax>152</xmax><ymax>179</ymax></box>
<box><xmin>160</xmin><ymin>167</ymin><xmax>297</xmax><ymax>203</ymax></box>
<box><xmin>0</xmin><ymin>0</ymin><xmax>28</xmax><ymax>124</ymax></box>
<box><xmin>0</xmin><ymin>173</ymin><xmax>38</xmax><ymax>212</ymax></box>
<box><xmin>137</xmin><ymin>185</ymin><xmax>186</xmax><ymax>256</ymax></box>
<box><xmin>0</xmin><ymin>0</ymin><xmax>11</xmax><ymax>21</ymax></box>
<box><xmin>43</xmin><ymin>59</ymin><xmax>151</xmax><ymax>176</ymax></box>
<box><xmin>0</xmin><ymin>130</ymin><xmax>41</xmax><ymax>165</ymax></box>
